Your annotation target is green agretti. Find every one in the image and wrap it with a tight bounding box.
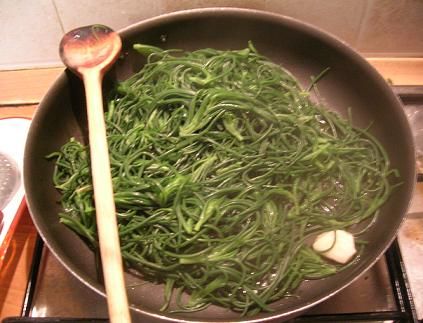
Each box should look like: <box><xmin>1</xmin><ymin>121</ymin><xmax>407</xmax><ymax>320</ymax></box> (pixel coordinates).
<box><xmin>48</xmin><ymin>43</ymin><xmax>399</xmax><ymax>315</ymax></box>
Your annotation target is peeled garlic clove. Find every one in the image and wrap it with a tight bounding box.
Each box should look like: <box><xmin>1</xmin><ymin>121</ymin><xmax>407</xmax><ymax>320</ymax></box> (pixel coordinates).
<box><xmin>312</xmin><ymin>230</ymin><xmax>357</xmax><ymax>264</ymax></box>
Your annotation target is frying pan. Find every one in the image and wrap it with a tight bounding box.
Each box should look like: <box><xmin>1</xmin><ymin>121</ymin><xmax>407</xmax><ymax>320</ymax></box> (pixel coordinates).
<box><xmin>24</xmin><ymin>8</ymin><xmax>415</xmax><ymax>322</ymax></box>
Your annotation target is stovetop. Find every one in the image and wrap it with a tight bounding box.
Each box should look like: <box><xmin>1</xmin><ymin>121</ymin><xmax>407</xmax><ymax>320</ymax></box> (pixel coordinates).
<box><xmin>4</xmin><ymin>86</ymin><xmax>423</xmax><ymax>323</ymax></box>
<box><xmin>19</xmin><ymin>239</ymin><xmax>415</xmax><ymax>322</ymax></box>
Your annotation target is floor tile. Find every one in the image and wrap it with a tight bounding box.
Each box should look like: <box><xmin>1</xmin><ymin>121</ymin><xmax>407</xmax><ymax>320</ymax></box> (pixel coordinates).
<box><xmin>53</xmin><ymin>0</ymin><xmax>163</xmax><ymax>32</ymax></box>
<box><xmin>2</xmin><ymin>0</ymin><xmax>422</xmax><ymax>71</ymax></box>
<box><xmin>265</xmin><ymin>0</ymin><xmax>368</xmax><ymax>48</ymax></box>
<box><xmin>160</xmin><ymin>0</ymin><xmax>366</xmax><ymax>48</ymax></box>
<box><xmin>357</xmin><ymin>0</ymin><xmax>423</xmax><ymax>56</ymax></box>
<box><xmin>162</xmin><ymin>0</ymin><xmax>266</xmax><ymax>12</ymax></box>
<box><xmin>0</xmin><ymin>0</ymin><xmax>64</xmax><ymax>70</ymax></box>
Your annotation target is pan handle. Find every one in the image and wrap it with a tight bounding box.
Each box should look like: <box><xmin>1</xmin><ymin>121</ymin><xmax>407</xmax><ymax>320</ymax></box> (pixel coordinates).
<box><xmin>392</xmin><ymin>86</ymin><xmax>423</xmax><ymax>184</ymax></box>
<box><xmin>391</xmin><ymin>85</ymin><xmax>423</xmax><ymax>103</ymax></box>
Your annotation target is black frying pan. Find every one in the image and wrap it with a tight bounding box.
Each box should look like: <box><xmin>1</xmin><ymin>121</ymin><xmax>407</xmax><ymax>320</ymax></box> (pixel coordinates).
<box><xmin>24</xmin><ymin>8</ymin><xmax>415</xmax><ymax>322</ymax></box>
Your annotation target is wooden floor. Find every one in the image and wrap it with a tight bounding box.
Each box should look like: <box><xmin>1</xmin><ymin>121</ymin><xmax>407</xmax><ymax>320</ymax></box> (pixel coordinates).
<box><xmin>0</xmin><ymin>210</ymin><xmax>37</xmax><ymax>318</ymax></box>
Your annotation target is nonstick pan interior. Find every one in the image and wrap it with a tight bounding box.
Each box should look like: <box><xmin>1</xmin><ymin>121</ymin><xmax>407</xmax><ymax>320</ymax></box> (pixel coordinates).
<box><xmin>24</xmin><ymin>8</ymin><xmax>415</xmax><ymax>322</ymax></box>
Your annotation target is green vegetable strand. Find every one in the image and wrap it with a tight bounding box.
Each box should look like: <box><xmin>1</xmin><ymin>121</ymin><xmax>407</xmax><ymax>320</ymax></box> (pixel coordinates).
<box><xmin>49</xmin><ymin>42</ymin><xmax>398</xmax><ymax>315</ymax></box>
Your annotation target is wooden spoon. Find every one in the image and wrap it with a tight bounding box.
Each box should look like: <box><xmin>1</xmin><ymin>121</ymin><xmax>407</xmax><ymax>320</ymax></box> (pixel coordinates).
<box><xmin>59</xmin><ymin>25</ymin><xmax>131</xmax><ymax>323</ymax></box>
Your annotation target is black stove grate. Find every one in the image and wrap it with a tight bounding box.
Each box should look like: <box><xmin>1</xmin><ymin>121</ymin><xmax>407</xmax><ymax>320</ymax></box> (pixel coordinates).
<box><xmin>8</xmin><ymin>238</ymin><xmax>419</xmax><ymax>323</ymax></box>
<box><xmin>294</xmin><ymin>240</ymin><xmax>419</xmax><ymax>322</ymax></box>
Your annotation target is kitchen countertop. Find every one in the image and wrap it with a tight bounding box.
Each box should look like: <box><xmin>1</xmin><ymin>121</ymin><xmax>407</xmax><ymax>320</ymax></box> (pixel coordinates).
<box><xmin>0</xmin><ymin>58</ymin><xmax>422</xmax><ymax>320</ymax></box>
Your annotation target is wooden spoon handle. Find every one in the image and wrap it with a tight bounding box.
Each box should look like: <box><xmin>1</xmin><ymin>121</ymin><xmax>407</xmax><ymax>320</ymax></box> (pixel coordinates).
<box><xmin>83</xmin><ymin>70</ymin><xmax>131</xmax><ymax>323</ymax></box>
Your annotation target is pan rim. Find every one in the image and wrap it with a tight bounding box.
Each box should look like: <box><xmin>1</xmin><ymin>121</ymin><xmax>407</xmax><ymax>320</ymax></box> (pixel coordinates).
<box><xmin>24</xmin><ymin>7</ymin><xmax>416</xmax><ymax>322</ymax></box>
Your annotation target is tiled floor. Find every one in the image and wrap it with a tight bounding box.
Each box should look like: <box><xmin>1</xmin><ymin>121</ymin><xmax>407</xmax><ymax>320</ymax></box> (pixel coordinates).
<box><xmin>1</xmin><ymin>0</ymin><xmax>422</xmax><ymax>70</ymax></box>
<box><xmin>0</xmin><ymin>0</ymin><xmax>64</xmax><ymax>70</ymax></box>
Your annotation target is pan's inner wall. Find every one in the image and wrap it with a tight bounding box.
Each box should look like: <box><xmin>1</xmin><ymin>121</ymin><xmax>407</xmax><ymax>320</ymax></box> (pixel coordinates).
<box><xmin>24</xmin><ymin>9</ymin><xmax>415</xmax><ymax>322</ymax></box>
